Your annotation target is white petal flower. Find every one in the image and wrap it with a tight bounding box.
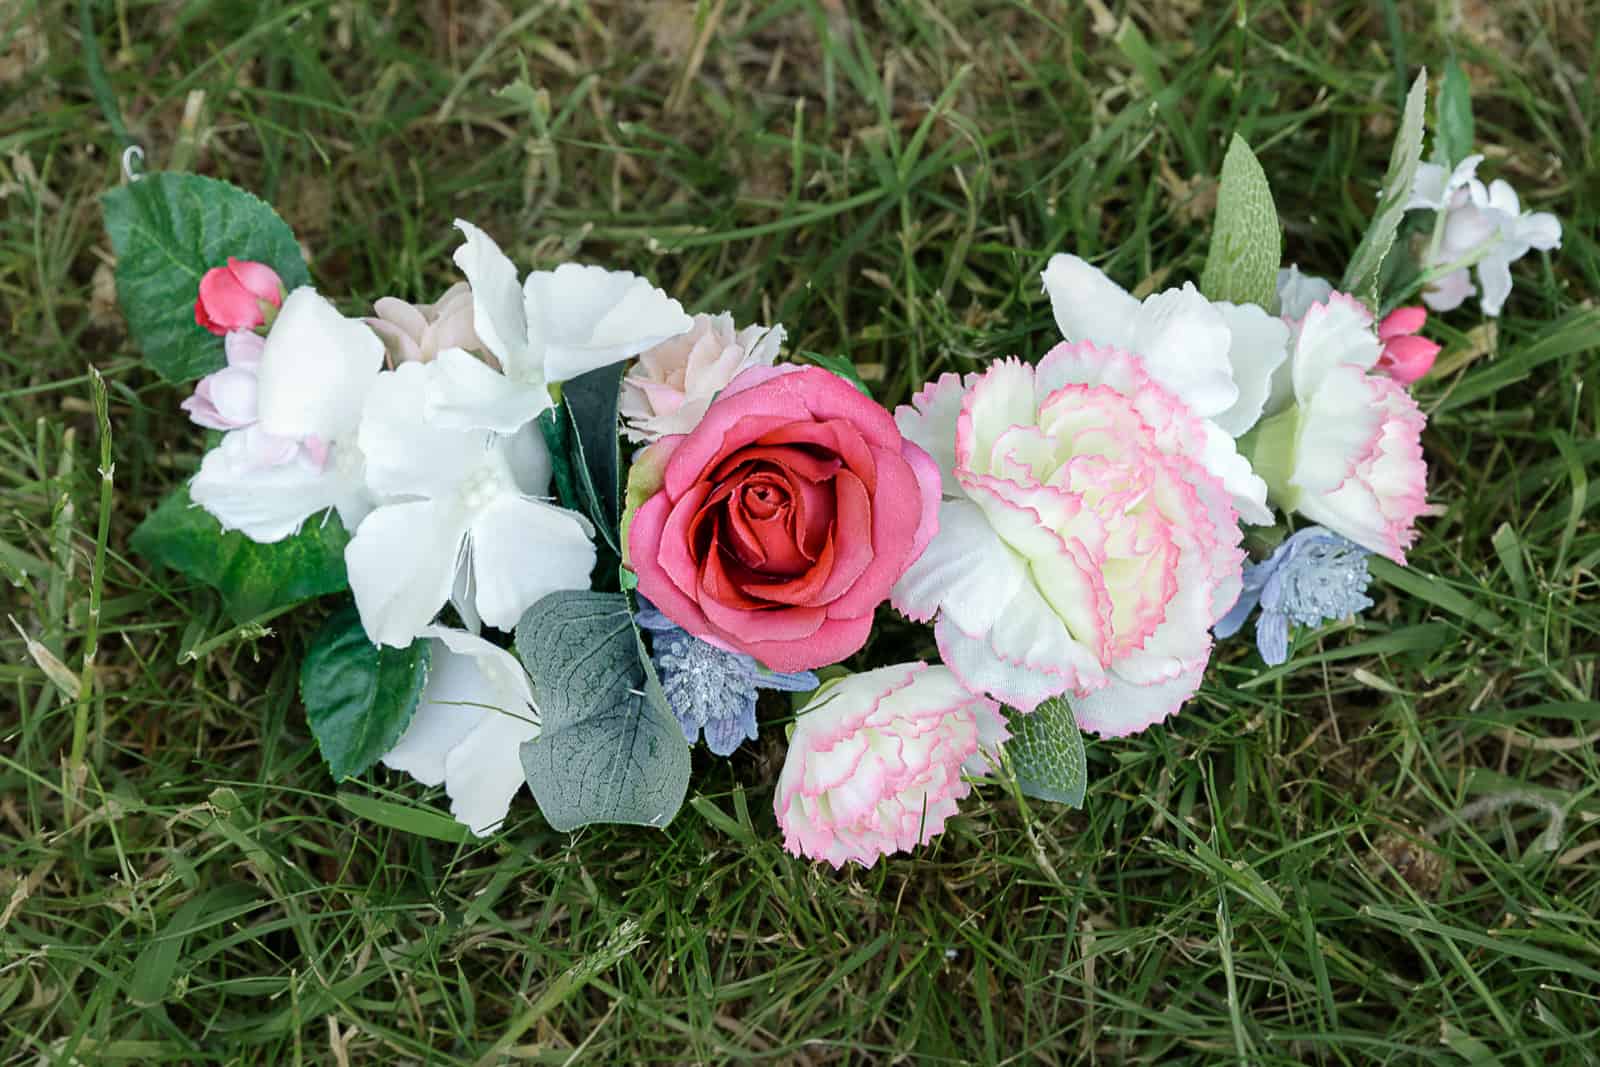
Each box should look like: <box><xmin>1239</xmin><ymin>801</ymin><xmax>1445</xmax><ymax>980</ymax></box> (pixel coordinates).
<box><xmin>425</xmin><ymin>221</ymin><xmax>693</xmax><ymax>433</ymax></box>
<box><xmin>380</xmin><ymin>626</ymin><xmax>539</xmax><ymax>836</ymax></box>
<box><xmin>1042</xmin><ymin>254</ymin><xmax>1284</xmax><ymax>524</ymax></box>
<box><xmin>345</xmin><ymin>361</ymin><xmax>596</xmax><ymax>647</ymax></box>
<box><xmin>190</xmin><ymin>428</ymin><xmax>369</xmax><ymax>542</ymax></box>
<box><xmin>255</xmin><ymin>288</ymin><xmax>385</xmax><ymax>441</ymax></box>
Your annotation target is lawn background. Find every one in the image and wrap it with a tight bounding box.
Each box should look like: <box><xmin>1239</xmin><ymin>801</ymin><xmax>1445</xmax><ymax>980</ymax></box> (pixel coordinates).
<box><xmin>3</xmin><ymin>0</ymin><xmax>1598</xmax><ymax>1062</ymax></box>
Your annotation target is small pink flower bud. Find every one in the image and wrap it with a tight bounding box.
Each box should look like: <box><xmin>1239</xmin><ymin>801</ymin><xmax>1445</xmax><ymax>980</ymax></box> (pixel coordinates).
<box><xmin>195</xmin><ymin>258</ymin><xmax>284</xmax><ymax>335</ymax></box>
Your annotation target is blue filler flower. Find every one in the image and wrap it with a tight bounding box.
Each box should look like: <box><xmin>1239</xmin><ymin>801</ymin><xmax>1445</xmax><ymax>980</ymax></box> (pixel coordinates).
<box><xmin>635</xmin><ymin>602</ymin><xmax>818</xmax><ymax>756</ymax></box>
<box><xmin>1216</xmin><ymin>527</ymin><xmax>1374</xmax><ymax>666</ymax></box>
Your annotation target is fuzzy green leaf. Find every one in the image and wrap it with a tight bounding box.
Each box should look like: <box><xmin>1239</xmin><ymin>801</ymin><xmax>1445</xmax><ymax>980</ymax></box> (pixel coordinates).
<box><xmin>1004</xmin><ymin>696</ymin><xmax>1088</xmax><ymax>808</ymax></box>
<box><xmin>1435</xmin><ymin>59</ymin><xmax>1475</xmax><ymax>170</ymax></box>
<box><xmin>300</xmin><ymin>605</ymin><xmax>431</xmax><ymax>782</ymax></box>
<box><xmin>130</xmin><ymin>485</ymin><xmax>351</xmax><ymax>623</ymax></box>
<box><xmin>1198</xmin><ymin>134</ymin><xmax>1282</xmax><ymax>312</ymax></box>
<box><xmin>515</xmin><ymin>591</ymin><xmax>689</xmax><ymax>831</ymax></box>
<box><xmin>102</xmin><ymin>172</ymin><xmax>310</xmax><ymax>382</ymax></box>
<box><xmin>1342</xmin><ymin>69</ymin><xmax>1428</xmax><ymax>308</ymax></box>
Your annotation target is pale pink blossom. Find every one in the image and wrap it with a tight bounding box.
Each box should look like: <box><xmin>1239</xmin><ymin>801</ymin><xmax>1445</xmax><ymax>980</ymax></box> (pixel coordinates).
<box><xmin>775</xmin><ymin>663</ymin><xmax>1006</xmax><ymax>868</ymax></box>
<box><xmin>366</xmin><ymin>281</ymin><xmax>482</xmax><ymax>366</ymax></box>
<box><xmin>892</xmin><ymin>344</ymin><xmax>1244</xmax><ymax>737</ymax></box>
<box><xmin>182</xmin><ymin>330</ymin><xmax>267</xmax><ymax>431</ymax></box>
<box><xmin>1375</xmin><ymin>306</ymin><xmax>1439</xmax><ymax>385</ymax></box>
<box><xmin>1249</xmin><ymin>294</ymin><xmax>1428</xmax><ymax>563</ymax></box>
<box><xmin>619</xmin><ymin>313</ymin><xmax>785</xmax><ymax>442</ymax></box>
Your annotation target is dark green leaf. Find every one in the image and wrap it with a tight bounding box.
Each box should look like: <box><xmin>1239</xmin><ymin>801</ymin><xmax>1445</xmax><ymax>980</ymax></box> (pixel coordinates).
<box><xmin>801</xmin><ymin>351</ymin><xmax>874</xmax><ymax>396</ymax></box>
<box><xmin>1004</xmin><ymin>696</ymin><xmax>1088</xmax><ymax>807</ymax></box>
<box><xmin>130</xmin><ymin>484</ymin><xmax>351</xmax><ymax>623</ymax></box>
<box><xmin>102</xmin><ymin>172</ymin><xmax>311</xmax><ymax>382</ymax></box>
<box><xmin>300</xmin><ymin>605</ymin><xmax>431</xmax><ymax>782</ymax></box>
<box><xmin>562</xmin><ymin>362</ymin><xmax>625</xmax><ymax>555</ymax></box>
<box><xmin>536</xmin><ymin>404</ymin><xmax>583</xmax><ymax>514</ymax></box>
<box><xmin>1198</xmin><ymin>134</ymin><xmax>1281</xmax><ymax>312</ymax></box>
<box><xmin>515</xmin><ymin>591</ymin><xmax>690</xmax><ymax>831</ymax></box>
<box><xmin>1341</xmin><ymin>69</ymin><xmax>1428</xmax><ymax>308</ymax></box>
<box><xmin>1435</xmin><ymin>59</ymin><xmax>1475</xmax><ymax>169</ymax></box>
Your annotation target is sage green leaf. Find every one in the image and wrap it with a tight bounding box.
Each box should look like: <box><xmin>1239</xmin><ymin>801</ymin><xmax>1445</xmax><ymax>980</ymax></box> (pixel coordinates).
<box><xmin>1004</xmin><ymin>696</ymin><xmax>1088</xmax><ymax>807</ymax></box>
<box><xmin>515</xmin><ymin>591</ymin><xmax>690</xmax><ymax>831</ymax></box>
<box><xmin>1435</xmin><ymin>59</ymin><xmax>1475</xmax><ymax>170</ymax></box>
<box><xmin>1198</xmin><ymin>134</ymin><xmax>1282</xmax><ymax>313</ymax></box>
<box><xmin>300</xmin><ymin>605</ymin><xmax>431</xmax><ymax>782</ymax></box>
<box><xmin>802</xmin><ymin>351</ymin><xmax>874</xmax><ymax>396</ymax></box>
<box><xmin>1341</xmin><ymin>69</ymin><xmax>1428</xmax><ymax>308</ymax></box>
<box><xmin>102</xmin><ymin>172</ymin><xmax>311</xmax><ymax>382</ymax></box>
<box><xmin>130</xmin><ymin>484</ymin><xmax>351</xmax><ymax>623</ymax></box>
<box><xmin>563</xmin><ymin>362</ymin><xmax>625</xmax><ymax>555</ymax></box>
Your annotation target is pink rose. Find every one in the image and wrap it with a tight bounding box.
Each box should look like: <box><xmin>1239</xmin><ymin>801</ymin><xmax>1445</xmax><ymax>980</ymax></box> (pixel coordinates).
<box><xmin>619</xmin><ymin>312</ymin><xmax>785</xmax><ymax>443</ymax></box>
<box><xmin>893</xmin><ymin>346</ymin><xmax>1245</xmax><ymax>736</ymax></box>
<box><xmin>629</xmin><ymin>365</ymin><xmax>941</xmax><ymax>672</ymax></box>
<box><xmin>775</xmin><ymin>662</ymin><xmax>1008</xmax><ymax>868</ymax></box>
<box><xmin>195</xmin><ymin>258</ymin><xmax>284</xmax><ymax>335</ymax></box>
<box><xmin>1375</xmin><ymin>306</ymin><xmax>1439</xmax><ymax>385</ymax></box>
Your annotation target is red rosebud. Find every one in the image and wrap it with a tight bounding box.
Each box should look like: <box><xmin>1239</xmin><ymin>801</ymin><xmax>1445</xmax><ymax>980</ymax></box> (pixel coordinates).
<box><xmin>194</xmin><ymin>258</ymin><xmax>284</xmax><ymax>335</ymax></box>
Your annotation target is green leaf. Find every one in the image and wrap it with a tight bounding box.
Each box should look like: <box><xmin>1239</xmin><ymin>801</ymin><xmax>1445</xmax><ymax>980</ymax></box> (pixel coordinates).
<box><xmin>1341</xmin><ymin>69</ymin><xmax>1428</xmax><ymax>308</ymax></box>
<box><xmin>1003</xmin><ymin>696</ymin><xmax>1088</xmax><ymax>808</ymax></box>
<box><xmin>1434</xmin><ymin>59</ymin><xmax>1475</xmax><ymax>169</ymax></box>
<box><xmin>515</xmin><ymin>591</ymin><xmax>690</xmax><ymax>831</ymax></box>
<box><xmin>801</xmin><ymin>351</ymin><xmax>874</xmax><ymax>396</ymax></box>
<box><xmin>563</xmin><ymin>362</ymin><xmax>625</xmax><ymax>555</ymax></box>
<box><xmin>102</xmin><ymin>172</ymin><xmax>310</xmax><ymax>382</ymax></box>
<box><xmin>130</xmin><ymin>485</ymin><xmax>351</xmax><ymax>623</ymax></box>
<box><xmin>1198</xmin><ymin>134</ymin><xmax>1282</xmax><ymax>312</ymax></box>
<box><xmin>334</xmin><ymin>791</ymin><xmax>475</xmax><ymax>844</ymax></box>
<box><xmin>536</xmin><ymin>404</ymin><xmax>583</xmax><ymax>514</ymax></box>
<box><xmin>300</xmin><ymin>605</ymin><xmax>431</xmax><ymax>782</ymax></box>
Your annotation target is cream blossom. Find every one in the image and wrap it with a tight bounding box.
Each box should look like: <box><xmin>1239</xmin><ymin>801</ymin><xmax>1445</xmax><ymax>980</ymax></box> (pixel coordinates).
<box><xmin>1407</xmin><ymin>156</ymin><xmax>1562</xmax><ymax>317</ymax></box>
<box><xmin>189</xmin><ymin>287</ymin><xmax>383</xmax><ymax>542</ymax></box>
<box><xmin>892</xmin><ymin>344</ymin><xmax>1244</xmax><ymax>736</ymax></box>
<box><xmin>619</xmin><ymin>312</ymin><xmax>785</xmax><ymax>442</ymax></box>
<box><xmin>380</xmin><ymin>626</ymin><xmax>540</xmax><ymax>836</ymax></box>
<box><xmin>344</xmin><ymin>359</ymin><xmax>596</xmax><ymax>647</ymax></box>
<box><xmin>1246</xmin><ymin>294</ymin><xmax>1427</xmax><ymax>563</ymax></box>
<box><xmin>424</xmin><ymin>220</ymin><xmax>693</xmax><ymax>433</ymax></box>
<box><xmin>1042</xmin><ymin>254</ymin><xmax>1285</xmax><ymax>524</ymax></box>
<box><xmin>775</xmin><ymin>663</ymin><xmax>1007</xmax><ymax>868</ymax></box>
<box><xmin>366</xmin><ymin>281</ymin><xmax>482</xmax><ymax>366</ymax></box>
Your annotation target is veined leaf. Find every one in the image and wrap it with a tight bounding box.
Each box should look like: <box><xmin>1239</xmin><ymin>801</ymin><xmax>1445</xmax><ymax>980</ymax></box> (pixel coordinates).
<box><xmin>1004</xmin><ymin>696</ymin><xmax>1088</xmax><ymax>808</ymax></box>
<box><xmin>102</xmin><ymin>172</ymin><xmax>310</xmax><ymax>382</ymax></box>
<box><xmin>301</xmin><ymin>605</ymin><xmax>431</xmax><ymax>782</ymax></box>
<box><xmin>563</xmin><ymin>362</ymin><xmax>625</xmax><ymax>556</ymax></box>
<box><xmin>1435</xmin><ymin>59</ymin><xmax>1475</xmax><ymax>169</ymax></box>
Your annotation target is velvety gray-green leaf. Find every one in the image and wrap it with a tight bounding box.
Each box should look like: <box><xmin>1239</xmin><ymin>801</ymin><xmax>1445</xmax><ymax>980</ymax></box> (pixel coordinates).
<box><xmin>1435</xmin><ymin>59</ymin><xmax>1474</xmax><ymax>170</ymax></box>
<box><xmin>102</xmin><ymin>172</ymin><xmax>310</xmax><ymax>382</ymax></box>
<box><xmin>300</xmin><ymin>605</ymin><xmax>431</xmax><ymax>782</ymax></box>
<box><xmin>563</xmin><ymin>362</ymin><xmax>625</xmax><ymax>555</ymax></box>
<box><xmin>515</xmin><ymin>591</ymin><xmax>689</xmax><ymax>831</ymax></box>
<box><xmin>1005</xmin><ymin>696</ymin><xmax>1088</xmax><ymax>808</ymax></box>
<box><xmin>1198</xmin><ymin>134</ymin><xmax>1282</xmax><ymax>312</ymax></box>
<box><xmin>1341</xmin><ymin>69</ymin><xmax>1428</xmax><ymax>307</ymax></box>
<box><xmin>130</xmin><ymin>484</ymin><xmax>351</xmax><ymax>623</ymax></box>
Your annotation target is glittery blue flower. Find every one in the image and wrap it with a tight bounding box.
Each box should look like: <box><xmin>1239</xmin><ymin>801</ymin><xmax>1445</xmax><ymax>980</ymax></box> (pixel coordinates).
<box><xmin>634</xmin><ymin>601</ymin><xmax>818</xmax><ymax>756</ymax></box>
<box><xmin>1216</xmin><ymin>527</ymin><xmax>1374</xmax><ymax>666</ymax></box>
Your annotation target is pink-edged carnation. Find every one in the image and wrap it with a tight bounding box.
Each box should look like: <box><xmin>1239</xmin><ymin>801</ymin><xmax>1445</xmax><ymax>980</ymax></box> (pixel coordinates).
<box><xmin>775</xmin><ymin>662</ymin><xmax>1007</xmax><ymax>868</ymax></box>
<box><xmin>1375</xmin><ymin>306</ymin><xmax>1439</xmax><ymax>386</ymax></box>
<box><xmin>892</xmin><ymin>344</ymin><xmax>1244</xmax><ymax>737</ymax></box>
<box><xmin>628</xmin><ymin>365</ymin><xmax>941</xmax><ymax>673</ymax></box>
<box><xmin>1250</xmin><ymin>294</ymin><xmax>1428</xmax><ymax>564</ymax></box>
<box><xmin>195</xmin><ymin>258</ymin><xmax>284</xmax><ymax>335</ymax></box>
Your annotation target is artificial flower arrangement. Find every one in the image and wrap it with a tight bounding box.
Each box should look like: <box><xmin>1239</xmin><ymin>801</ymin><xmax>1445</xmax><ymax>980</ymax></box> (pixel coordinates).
<box><xmin>105</xmin><ymin>67</ymin><xmax>1560</xmax><ymax>866</ymax></box>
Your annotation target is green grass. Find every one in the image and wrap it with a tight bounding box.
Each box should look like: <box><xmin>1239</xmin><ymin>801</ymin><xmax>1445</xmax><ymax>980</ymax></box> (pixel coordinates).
<box><xmin>4</xmin><ymin>0</ymin><xmax>1598</xmax><ymax>1061</ymax></box>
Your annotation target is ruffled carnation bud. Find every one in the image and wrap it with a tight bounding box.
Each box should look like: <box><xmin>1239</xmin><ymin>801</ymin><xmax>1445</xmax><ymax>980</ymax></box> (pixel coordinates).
<box><xmin>619</xmin><ymin>313</ymin><xmax>784</xmax><ymax>443</ymax></box>
<box><xmin>365</xmin><ymin>281</ymin><xmax>483</xmax><ymax>366</ymax></box>
<box><xmin>775</xmin><ymin>663</ymin><xmax>1007</xmax><ymax>868</ymax></box>
<box><xmin>195</xmin><ymin>258</ymin><xmax>284</xmax><ymax>335</ymax></box>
